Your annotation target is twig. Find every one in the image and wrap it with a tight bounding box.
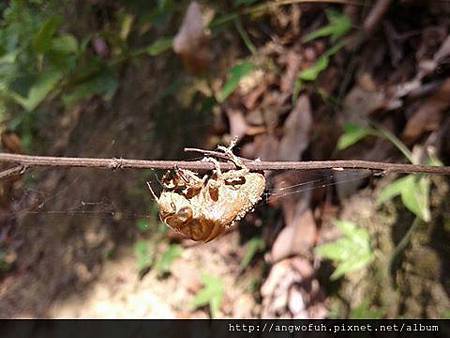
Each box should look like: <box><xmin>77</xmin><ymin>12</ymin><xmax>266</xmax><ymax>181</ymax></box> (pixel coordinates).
<box><xmin>0</xmin><ymin>165</ymin><xmax>27</xmax><ymax>180</ymax></box>
<box><xmin>0</xmin><ymin>152</ymin><xmax>449</xmax><ymax>175</ymax></box>
<box><xmin>363</xmin><ymin>0</ymin><xmax>392</xmax><ymax>35</ymax></box>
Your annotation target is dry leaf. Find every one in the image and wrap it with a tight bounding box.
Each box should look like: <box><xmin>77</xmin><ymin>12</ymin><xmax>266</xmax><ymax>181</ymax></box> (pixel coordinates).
<box><xmin>280</xmin><ymin>50</ymin><xmax>302</xmax><ymax>94</ymax></box>
<box><xmin>402</xmin><ymin>78</ymin><xmax>450</xmax><ymax>144</ymax></box>
<box><xmin>249</xmin><ymin>134</ymin><xmax>280</xmax><ymax>161</ymax></box>
<box><xmin>173</xmin><ymin>1</ymin><xmax>211</xmax><ymax>74</ymax></box>
<box><xmin>270</xmin><ymin>209</ymin><xmax>316</xmax><ymax>262</ymax></box>
<box><xmin>261</xmin><ymin>257</ymin><xmax>325</xmax><ymax>318</ymax></box>
<box><xmin>278</xmin><ymin>94</ymin><xmax>312</xmax><ymax>161</ymax></box>
<box><xmin>1</xmin><ymin>131</ymin><xmax>22</xmax><ymax>154</ymax></box>
<box><xmin>226</xmin><ymin>108</ymin><xmax>248</xmax><ymax>140</ymax></box>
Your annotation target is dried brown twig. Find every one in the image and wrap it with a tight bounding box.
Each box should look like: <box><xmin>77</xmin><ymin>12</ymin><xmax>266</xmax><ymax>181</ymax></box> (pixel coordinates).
<box><xmin>0</xmin><ymin>152</ymin><xmax>449</xmax><ymax>179</ymax></box>
<box><xmin>363</xmin><ymin>0</ymin><xmax>392</xmax><ymax>35</ymax></box>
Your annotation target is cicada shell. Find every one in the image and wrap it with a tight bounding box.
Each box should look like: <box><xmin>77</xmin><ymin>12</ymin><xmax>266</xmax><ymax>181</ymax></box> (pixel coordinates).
<box><xmin>148</xmin><ymin>141</ymin><xmax>266</xmax><ymax>242</ymax></box>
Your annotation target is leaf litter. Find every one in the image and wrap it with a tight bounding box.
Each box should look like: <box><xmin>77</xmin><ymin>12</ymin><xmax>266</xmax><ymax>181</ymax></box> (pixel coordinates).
<box><xmin>1</xmin><ymin>0</ymin><xmax>450</xmax><ymax>319</ymax></box>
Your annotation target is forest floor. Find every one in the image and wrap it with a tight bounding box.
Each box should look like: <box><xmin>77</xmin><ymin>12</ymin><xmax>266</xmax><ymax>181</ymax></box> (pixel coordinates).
<box><xmin>0</xmin><ymin>0</ymin><xmax>449</xmax><ymax>318</ymax></box>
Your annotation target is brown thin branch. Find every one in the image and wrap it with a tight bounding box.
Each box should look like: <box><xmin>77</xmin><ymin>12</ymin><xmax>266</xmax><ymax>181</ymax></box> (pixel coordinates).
<box><xmin>0</xmin><ymin>152</ymin><xmax>449</xmax><ymax>176</ymax></box>
<box><xmin>363</xmin><ymin>0</ymin><xmax>392</xmax><ymax>35</ymax></box>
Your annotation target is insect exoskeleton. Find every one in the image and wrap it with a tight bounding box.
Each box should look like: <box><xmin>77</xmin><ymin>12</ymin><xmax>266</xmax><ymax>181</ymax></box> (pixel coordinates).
<box><xmin>147</xmin><ymin>141</ymin><xmax>266</xmax><ymax>242</ymax></box>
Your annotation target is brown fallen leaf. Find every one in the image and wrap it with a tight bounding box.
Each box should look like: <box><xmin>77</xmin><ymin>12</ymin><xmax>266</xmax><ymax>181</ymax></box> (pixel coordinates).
<box><xmin>173</xmin><ymin>1</ymin><xmax>211</xmax><ymax>74</ymax></box>
<box><xmin>261</xmin><ymin>257</ymin><xmax>326</xmax><ymax>318</ymax></box>
<box><xmin>343</xmin><ymin>85</ymin><xmax>392</xmax><ymax>120</ymax></box>
<box><xmin>278</xmin><ymin>94</ymin><xmax>312</xmax><ymax>161</ymax></box>
<box><xmin>402</xmin><ymin>78</ymin><xmax>450</xmax><ymax>144</ymax></box>
<box><xmin>1</xmin><ymin>131</ymin><xmax>22</xmax><ymax>154</ymax></box>
<box><xmin>246</xmin><ymin>134</ymin><xmax>280</xmax><ymax>161</ymax></box>
<box><xmin>270</xmin><ymin>208</ymin><xmax>316</xmax><ymax>262</ymax></box>
<box><xmin>225</xmin><ymin>108</ymin><xmax>248</xmax><ymax>140</ymax></box>
<box><xmin>242</xmin><ymin>80</ymin><xmax>272</xmax><ymax>111</ymax></box>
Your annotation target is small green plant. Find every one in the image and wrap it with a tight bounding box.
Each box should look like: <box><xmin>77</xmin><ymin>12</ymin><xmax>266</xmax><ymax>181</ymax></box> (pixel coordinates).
<box><xmin>0</xmin><ymin>0</ymin><xmax>177</xmax><ymax>149</ymax></box>
<box><xmin>293</xmin><ymin>10</ymin><xmax>352</xmax><ymax>100</ymax></box>
<box><xmin>153</xmin><ymin>244</ymin><xmax>183</xmax><ymax>277</ymax></box>
<box><xmin>377</xmin><ymin>174</ymin><xmax>430</xmax><ymax>222</ymax></box>
<box><xmin>240</xmin><ymin>236</ymin><xmax>265</xmax><ymax>269</ymax></box>
<box><xmin>191</xmin><ymin>273</ymin><xmax>224</xmax><ymax>318</ymax></box>
<box><xmin>134</xmin><ymin>240</ymin><xmax>154</xmax><ymax>274</ymax></box>
<box><xmin>337</xmin><ymin>123</ymin><xmax>434</xmax><ymax>221</ymax></box>
<box><xmin>146</xmin><ymin>36</ymin><xmax>173</xmax><ymax>56</ymax></box>
<box><xmin>216</xmin><ymin>61</ymin><xmax>256</xmax><ymax>102</ymax></box>
<box><xmin>315</xmin><ymin>220</ymin><xmax>374</xmax><ymax>280</ymax></box>
<box><xmin>337</xmin><ymin>122</ymin><xmax>443</xmax><ymax>283</ymax></box>
<box><xmin>302</xmin><ymin>9</ymin><xmax>352</xmax><ymax>43</ymax></box>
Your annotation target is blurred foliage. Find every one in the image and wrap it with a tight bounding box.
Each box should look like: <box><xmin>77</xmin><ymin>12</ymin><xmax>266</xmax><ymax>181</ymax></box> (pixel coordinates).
<box><xmin>146</xmin><ymin>36</ymin><xmax>173</xmax><ymax>56</ymax></box>
<box><xmin>303</xmin><ymin>9</ymin><xmax>352</xmax><ymax>43</ymax></box>
<box><xmin>0</xmin><ymin>0</ymin><xmax>275</xmax><ymax>151</ymax></box>
<box><xmin>378</xmin><ymin>175</ymin><xmax>431</xmax><ymax>222</ymax></box>
<box><xmin>216</xmin><ymin>61</ymin><xmax>255</xmax><ymax>102</ymax></box>
<box><xmin>154</xmin><ymin>244</ymin><xmax>183</xmax><ymax>277</ymax></box>
<box><xmin>315</xmin><ymin>220</ymin><xmax>374</xmax><ymax>280</ymax></box>
<box><xmin>240</xmin><ymin>237</ymin><xmax>265</xmax><ymax>270</ymax></box>
<box><xmin>337</xmin><ymin>123</ymin><xmax>437</xmax><ymax>221</ymax></box>
<box><xmin>337</xmin><ymin>123</ymin><xmax>373</xmax><ymax>150</ymax></box>
<box><xmin>0</xmin><ymin>0</ymin><xmax>108</xmax><ymax>148</ymax></box>
<box><xmin>134</xmin><ymin>240</ymin><xmax>155</xmax><ymax>273</ymax></box>
<box><xmin>0</xmin><ymin>0</ymin><xmax>181</xmax><ymax>151</ymax></box>
<box><xmin>136</xmin><ymin>218</ymin><xmax>152</xmax><ymax>232</ymax></box>
<box><xmin>293</xmin><ymin>10</ymin><xmax>352</xmax><ymax>100</ymax></box>
<box><xmin>191</xmin><ymin>273</ymin><xmax>224</xmax><ymax>318</ymax></box>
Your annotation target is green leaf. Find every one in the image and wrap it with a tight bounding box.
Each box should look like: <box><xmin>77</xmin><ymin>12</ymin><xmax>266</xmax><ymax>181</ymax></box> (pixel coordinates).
<box><xmin>331</xmin><ymin>251</ymin><xmax>373</xmax><ymax>280</ymax></box>
<box><xmin>303</xmin><ymin>9</ymin><xmax>352</xmax><ymax>43</ymax></box>
<box><xmin>337</xmin><ymin>123</ymin><xmax>372</xmax><ymax>150</ymax></box>
<box><xmin>296</xmin><ymin>41</ymin><xmax>345</xmax><ymax>87</ymax></box>
<box><xmin>120</xmin><ymin>14</ymin><xmax>134</xmax><ymax>41</ymax></box>
<box><xmin>217</xmin><ymin>62</ymin><xmax>255</xmax><ymax>102</ymax></box>
<box><xmin>50</xmin><ymin>34</ymin><xmax>79</xmax><ymax>54</ymax></box>
<box><xmin>378</xmin><ymin>175</ymin><xmax>431</xmax><ymax>221</ymax></box>
<box><xmin>377</xmin><ymin>176</ymin><xmax>410</xmax><ymax>205</ymax></box>
<box><xmin>146</xmin><ymin>37</ymin><xmax>173</xmax><ymax>56</ymax></box>
<box><xmin>299</xmin><ymin>56</ymin><xmax>329</xmax><ymax>81</ymax></box>
<box><xmin>0</xmin><ymin>51</ymin><xmax>17</xmax><ymax>64</ymax></box>
<box><xmin>292</xmin><ymin>78</ymin><xmax>303</xmax><ymax>103</ymax></box>
<box><xmin>63</xmin><ymin>67</ymin><xmax>118</xmax><ymax>107</ymax></box>
<box><xmin>10</xmin><ymin>69</ymin><xmax>63</xmax><ymax>111</ymax></box>
<box><xmin>134</xmin><ymin>240</ymin><xmax>153</xmax><ymax>272</ymax></box>
<box><xmin>154</xmin><ymin>244</ymin><xmax>182</xmax><ymax>276</ymax></box>
<box><xmin>191</xmin><ymin>274</ymin><xmax>224</xmax><ymax>318</ymax></box>
<box><xmin>33</xmin><ymin>16</ymin><xmax>62</xmax><ymax>53</ymax></box>
<box><xmin>400</xmin><ymin>175</ymin><xmax>430</xmax><ymax>222</ymax></box>
<box><xmin>315</xmin><ymin>220</ymin><xmax>374</xmax><ymax>280</ymax></box>
<box><xmin>240</xmin><ymin>237</ymin><xmax>265</xmax><ymax>269</ymax></box>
